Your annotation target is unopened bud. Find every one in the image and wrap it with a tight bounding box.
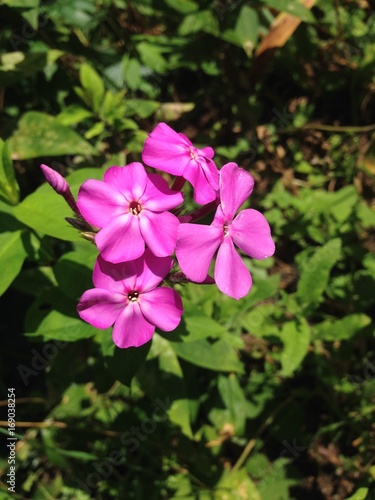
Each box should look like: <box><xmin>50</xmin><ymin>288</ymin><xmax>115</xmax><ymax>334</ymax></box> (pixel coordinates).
<box><xmin>65</xmin><ymin>217</ymin><xmax>94</xmax><ymax>232</ymax></box>
<box><xmin>40</xmin><ymin>164</ymin><xmax>69</xmax><ymax>195</ymax></box>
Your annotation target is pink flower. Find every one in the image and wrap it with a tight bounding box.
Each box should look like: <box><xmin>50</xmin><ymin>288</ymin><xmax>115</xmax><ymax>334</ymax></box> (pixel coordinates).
<box><xmin>142</xmin><ymin>122</ymin><xmax>219</xmax><ymax>205</ymax></box>
<box><xmin>77</xmin><ymin>251</ymin><xmax>183</xmax><ymax>348</ymax></box>
<box><xmin>176</xmin><ymin>163</ymin><xmax>275</xmax><ymax>300</ymax></box>
<box><xmin>40</xmin><ymin>164</ymin><xmax>69</xmax><ymax>194</ymax></box>
<box><xmin>77</xmin><ymin>162</ymin><xmax>183</xmax><ymax>264</ymax></box>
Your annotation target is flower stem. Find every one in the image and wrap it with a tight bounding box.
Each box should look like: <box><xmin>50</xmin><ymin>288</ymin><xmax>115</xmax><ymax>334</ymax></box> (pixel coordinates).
<box><xmin>63</xmin><ymin>189</ymin><xmax>84</xmax><ymax>219</ymax></box>
<box><xmin>189</xmin><ymin>200</ymin><xmax>218</xmax><ymax>222</ymax></box>
<box><xmin>171</xmin><ymin>176</ymin><xmax>186</xmax><ymax>192</ymax></box>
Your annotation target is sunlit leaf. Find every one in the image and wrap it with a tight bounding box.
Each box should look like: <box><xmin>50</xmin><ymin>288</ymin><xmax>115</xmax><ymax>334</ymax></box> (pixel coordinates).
<box><xmin>9</xmin><ymin>112</ymin><xmax>96</xmax><ymax>160</ymax></box>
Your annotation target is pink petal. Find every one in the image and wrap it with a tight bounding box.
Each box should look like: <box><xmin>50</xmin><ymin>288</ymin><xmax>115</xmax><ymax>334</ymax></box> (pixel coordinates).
<box><xmin>77</xmin><ymin>288</ymin><xmax>124</xmax><ymax>329</ymax></box>
<box><xmin>142</xmin><ymin>123</ymin><xmax>188</xmax><ymax>175</ymax></box>
<box><xmin>214</xmin><ymin>237</ymin><xmax>252</xmax><ymax>299</ymax></box>
<box><xmin>95</xmin><ymin>214</ymin><xmax>145</xmax><ymax>263</ymax></box>
<box><xmin>176</xmin><ymin>224</ymin><xmax>222</xmax><ymax>282</ymax></box>
<box><xmin>192</xmin><ymin>162</ymin><xmax>218</xmax><ymax>204</ymax></box>
<box><xmin>93</xmin><ymin>255</ymin><xmax>138</xmax><ymax>293</ymax></box>
<box><xmin>112</xmin><ymin>302</ymin><xmax>155</xmax><ymax>348</ymax></box>
<box><xmin>231</xmin><ymin>209</ymin><xmax>275</xmax><ymax>260</ymax></box>
<box><xmin>103</xmin><ymin>163</ymin><xmax>147</xmax><ymax>201</ymax></box>
<box><xmin>140</xmin><ymin>287</ymin><xmax>183</xmax><ymax>331</ymax></box>
<box><xmin>201</xmin><ymin>146</ymin><xmax>214</xmax><ymax>159</ymax></box>
<box><xmin>77</xmin><ymin>179</ymin><xmax>126</xmax><ymax>227</ymax></box>
<box><xmin>201</xmin><ymin>158</ymin><xmax>219</xmax><ymax>191</ymax></box>
<box><xmin>181</xmin><ymin>158</ymin><xmax>199</xmax><ymax>188</ymax></box>
<box><xmin>181</xmin><ymin>157</ymin><xmax>218</xmax><ymax>205</ymax></box>
<box><xmin>135</xmin><ymin>250</ymin><xmax>173</xmax><ymax>293</ymax></box>
<box><xmin>178</xmin><ymin>131</ymin><xmax>192</xmax><ymax>145</ymax></box>
<box><xmin>139</xmin><ymin>210</ymin><xmax>179</xmax><ymax>257</ymax></box>
<box><xmin>219</xmin><ymin>163</ymin><xmax>254</xmax><ymax>219</ymax></box>
<box><xmin>154</xmin><ymin>122</ymin><xmax>190</xmax><ymax>145</ymax></box>
<box><xmin>141</xmin><ymin>173</ymin><xmax>183</xmax><ymax>211</ymax></box>
<box><xmin>211</xmin><ymin>205</ymin><xmax>226</xmax><ymax>228</ymax></box>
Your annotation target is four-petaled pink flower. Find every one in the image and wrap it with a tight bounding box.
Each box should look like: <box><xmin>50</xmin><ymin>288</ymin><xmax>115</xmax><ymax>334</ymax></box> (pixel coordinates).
<box><xmin>142</xmin><ymin>122</ymin><xmax>219</xmax><ymax>205</ymax></box>
<box><xmin>77</xmin><ymin>162</ymin><xmax>183</xmax><ymax>264</ymax></box>
<box><xmin>176</xmin><ymin>162</ymin><xmax>275</xmax><ymax>300</ymax></box>
<box><xmin>77</xmin><ymin>250</ymin><xmax>183</xmax><ymax>348</ymax></box>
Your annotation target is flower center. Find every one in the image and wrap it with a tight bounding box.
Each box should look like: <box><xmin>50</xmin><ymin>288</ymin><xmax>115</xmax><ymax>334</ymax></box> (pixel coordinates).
<box><xmin>128</xmin><ymin>291</ymin><xmax>139</xmax><ymax>302</ymax></box>
<box><xmin>189</xmin><ymin>148</ymin><xmax>197</xmax><ymax>160</ymax></box>
<box><xmin>223</xmin><ymin>223</ymin><xmax>230</xmax><ymax>237</ymax></box>
<box><xmin>129</xmin><ymin>201</ymin><xmax>142</xmax><ymax>216</ymax></box>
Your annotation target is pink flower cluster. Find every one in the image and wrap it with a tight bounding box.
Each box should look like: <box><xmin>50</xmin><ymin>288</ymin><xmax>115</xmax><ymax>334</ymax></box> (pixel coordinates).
<box><xmin>41</xmin><ymin>123</ymin><xmax>275</xmax><ymax>349</ymax></box>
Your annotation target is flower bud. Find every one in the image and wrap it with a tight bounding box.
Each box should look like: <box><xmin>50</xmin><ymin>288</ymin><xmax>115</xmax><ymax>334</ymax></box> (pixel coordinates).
<box><xmin>40</xmin><ymin>164</ymin><xmax>69</xmax><ymax>195</ymax></box>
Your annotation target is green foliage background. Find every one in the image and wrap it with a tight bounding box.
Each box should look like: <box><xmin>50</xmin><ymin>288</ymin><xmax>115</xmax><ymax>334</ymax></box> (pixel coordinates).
<box><xmin>0</xmin><ymin>0</ymin><xmax>374</xmax><ymax>498</ymax></box>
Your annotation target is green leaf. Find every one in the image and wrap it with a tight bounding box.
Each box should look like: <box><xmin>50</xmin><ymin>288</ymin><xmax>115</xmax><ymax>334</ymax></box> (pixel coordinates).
<box><xmin>12</xmin><ymin>266</ymin><xmax>57</xmax><ymax>297</ymax></box>
<box><xmin>20</xmin><ymin>6</ymin><xmax>39</xmax><ymax>29</ymax></box>
<box><xmin>328</xmin><ymin>186</ymin><xmax>359</xmax><ymax>222</ymax></box>
<box><xmin>0</xmin><ymin>139</ymin><xmax>19</xmax><ymax>205</ymax></box>
<box><xmin>123</xmin><ymin>57</ymin><xmax>142</xmax><ymax>90</ymax></box>
<box><xmin>216</xmin><ymin>469</ymin><xmax>261</xmax><ymax>500</ymax></box>
<box><xmin>162</xmin><ymin>308</ymin><xmax>225</xmax><ymax>342</ymax></box>
<box><xmin>261</xmin><ymin>0</ymin><xmax>315</xmax><ymax>23</ymax></box>
<box><xmin>66</xmin><ymin>167</ymin><xmax>107</xmax><ymax>191</ymax></box>
<box><xmin>102</xmin><ymin>331</ymin><xmax>152</xmax><ymax>387</ymax></box>
<box><xmin>296</xmin><ymin>238</ymin><xmax>342</xmax><ymax>311</ymax></box>
<box><xmin>217</xmin><ymin>373</ymin><xmax>251</xmax><ymax>434</ymax></box>
<box><xmin>8</xmin><ymin>112</ymin><xmax>96</xmax><ymax>160</ymax></box>
<box><xmin>256</xmin><ymin>457</ymin><xmax>298</xmax><ymax>498</ymax></box>
<box><xmin>25</xmin><ymin>289</ymin><xmax>98</xmax><ymax>341</ymax></box>
<box><xmin>234</xmin><ymin>6</ymin><xmax>259</xmax><ymax>56</ymax></box>
<box><xmin>178</xmin><ymin>10</ymin><xmax>219</xmax><ymax>36</ymax></box>
<box><xmin>0</xmin><ymin>51</ymin><xmax>62</xmax><ymax>87</ymax></box>
<box><xmin>314</xmin><ymin>314</ymin><xmax>371</xmax><ymax>341</ymax></box>
<box><xmin>53</xmin><ymin>246</ymin><xmax>97</xmax><ymax>300</ymax></box>
<box><xmin>137</xmin><ymin>334</ymin><xmax>193</xmax><ymax>437</ymax></box>
<box><xmin>44</xmin><ymin>0</ymin><xmax>97</xmax><ymax>29</ymax></box>
<box><xmin>0</xmin><ymin>229</ymin><xmax>27</xmax><ymax>296</ymax></box>
<box><xmin>1</xmin><ymin>0</ymin><xmax>39</xmax><ymax>6</ymax></box>
<box><xmin>241</xmin><ymin>303</ymin><xmax>279</xmax><ymax>338</ymax></box>
<box><xmin>126</xmin><ymin>99</ymin><xmax>160</xmax><ymax>119</ymax></box>
<box><xmin>56</xmin><ymin>105</ymin><xmax>94</xmax><ymax>126</ymax></box>
<box><xmin>13</xmin><ymin>167</ymin><xmax>106</xmax><ymax>241</ymax></box>
<box><xmin>137</xmin><ymin>42</ymin><xmax>167</xmax><ymax>74</ymax></box>
<box><xmin>245</xmin><ymin>273</ymin><xmax>280</xmax><ymax>308</ymax></box>
<box><xmin>280</xmin><ymin>318</ymin><xmax>310</xmax><ymax>376</ymax></box>
<box><xmin>13</xmin><ymin>184</ymin><xmax>81</xmax><ymax>241</ymax></box>
<box><xmin>79</xmin><ymin>64</ymin><xmax>105</xmax><ymax>113</ymax></box>
<box><xmin>357</xmin><ymin>200</ymin><xmax>375</xmax><ymax>229</ymax></box>
<box><xmin>156</xmin><ymin>336</ymin><xmax>193</xmax><ymax>437</ymax></box>
<box><xmin>84</xmin><ymin>121</ymin><xmax>105</xmax><ymax>139</ymax></box>
<box><xmin>163</xmin><ymin>0</ymin><xmax>198</xmax><ymax>14</ymax></box>
<box><xmin>101</xmin><ymin>90</ymin><xmax>126</xmax><ymax>123</ymax></box>
<box><xmin>171</xmin><ymin>338</ymin><xmax>243</xmax><ymax>373</ymax></box>
<box><xmin>126</xmin><ymin>130</ymin><xmax>149</xmax><ymax>154</ymax></box>
<box><xmin>345</xmin><ymin>488</ymin><xmax>369</xmax><ymax>500</ymax></box>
